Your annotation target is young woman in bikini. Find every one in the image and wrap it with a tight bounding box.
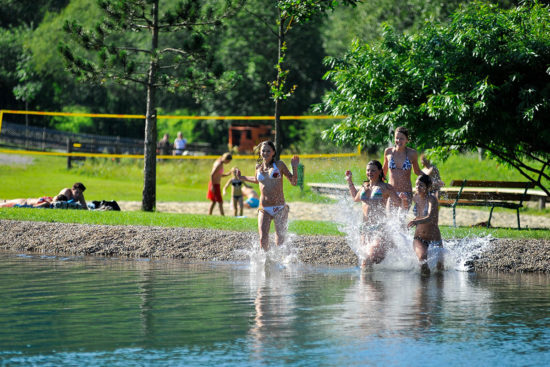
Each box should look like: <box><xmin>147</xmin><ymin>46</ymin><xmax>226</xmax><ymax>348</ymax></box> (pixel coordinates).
<box><xmin>237</xmin><ymin>141</ymin><xmax>299</xmax><ymax>251</ymax></box>
<box><xmin>382</xmin><ymin>126</ymin><xmax>423</xmax><ymax>210</ymax></box>
<box><xmin>345</xmin><ymin>160</ymin><xmax>403</xmax><ymax>267</ymax></box>
<box><xmin>408</xmin><ymin>174</ymin><xmax>444</xmax><ymax>275</ymax></box>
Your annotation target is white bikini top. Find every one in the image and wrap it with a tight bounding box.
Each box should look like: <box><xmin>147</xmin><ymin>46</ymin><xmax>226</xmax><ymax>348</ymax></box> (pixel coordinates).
<box><xmin>257</xmin><ymin>162</ymin><xmax>280</xmax><ymax>182</ymax></box>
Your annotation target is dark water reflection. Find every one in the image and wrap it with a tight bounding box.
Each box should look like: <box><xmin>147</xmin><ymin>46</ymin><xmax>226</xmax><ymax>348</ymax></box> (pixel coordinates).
<box><xmin>1</xmin><ymin>252</ymin><xmax>549</xmax><ymax>366</ymax></box>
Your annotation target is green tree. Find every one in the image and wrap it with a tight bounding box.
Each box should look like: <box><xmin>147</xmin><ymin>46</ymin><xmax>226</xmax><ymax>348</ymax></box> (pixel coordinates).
<box><xmin>267</xmin><ymin>0</ymin><xmax>358</xmax><ymax>157</ymax></box>
<box><xmin>320</xmin><ymin>1</ymin><xmax>550</xmax><ymax>194</ymax></box>
<box><xmin>59</xmin><ymin>0</ymin><xmax>242</xmax><ymax>211</ymax></box>
<box><xmin>322</xmin><ymin>0</ymin><xmax>519</xmax><ymax>56</ymax></box>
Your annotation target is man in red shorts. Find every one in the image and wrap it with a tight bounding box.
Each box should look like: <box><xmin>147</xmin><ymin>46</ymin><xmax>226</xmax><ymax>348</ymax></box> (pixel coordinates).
<box><xmin>208</xmin><ymin>152</ymin><xmax>233</xmax><ymax>215</ymax></box>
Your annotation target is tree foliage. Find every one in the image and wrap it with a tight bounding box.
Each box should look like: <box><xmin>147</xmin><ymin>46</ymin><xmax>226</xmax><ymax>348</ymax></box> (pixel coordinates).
<box><xmin>320</xmin><ymin>1</ymin><xmax>550</xmax><ymax>193</ymax></box>
<box><xmin>59</xmin><ymin>0</ymin><xmax>243</xmax><ymax>211</ymax></box>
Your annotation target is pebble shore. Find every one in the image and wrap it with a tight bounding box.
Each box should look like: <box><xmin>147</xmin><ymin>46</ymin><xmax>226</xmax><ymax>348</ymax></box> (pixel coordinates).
<box><xmin>1</xmin><ymin>220</ymin><xmax>549</xmax><ymax>272</ymax></box>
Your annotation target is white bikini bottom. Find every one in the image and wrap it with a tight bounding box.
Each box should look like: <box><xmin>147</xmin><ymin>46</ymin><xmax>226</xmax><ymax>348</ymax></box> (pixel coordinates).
<box><xmin>260</xmin><ymin>205</ymin><xmax>286</xmax><ymax>217</ymax></box>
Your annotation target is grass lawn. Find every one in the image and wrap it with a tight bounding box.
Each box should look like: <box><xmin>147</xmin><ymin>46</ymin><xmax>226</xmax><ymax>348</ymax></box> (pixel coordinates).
<box><xmin>0</xmin><ymin>151</ymin><xmax>548</xmax><ymax>239</ymax></box>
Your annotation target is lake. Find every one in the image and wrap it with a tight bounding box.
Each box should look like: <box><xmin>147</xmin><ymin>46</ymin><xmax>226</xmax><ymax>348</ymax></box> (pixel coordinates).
<box><xmin>1</xmin><ymin>252</ymin><xmax>549</xmax><ymax>366</ymax></box>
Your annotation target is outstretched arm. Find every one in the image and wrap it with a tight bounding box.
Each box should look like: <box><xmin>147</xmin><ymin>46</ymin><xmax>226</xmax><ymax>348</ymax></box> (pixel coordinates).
<box><xmin>237</xmin><ymin>168</ymin><xmax>259</xmax><ymax>184</ymax></box>
<box><xmin>223</xmin><ymin>178</ymin><xmax>232</xmax><ymax>195</ymax></box>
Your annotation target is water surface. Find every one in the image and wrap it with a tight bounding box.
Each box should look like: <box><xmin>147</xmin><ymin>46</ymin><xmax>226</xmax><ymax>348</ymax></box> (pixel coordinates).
<box><xmin>1</xmin><ymin>252</ymin><xmax>549</xmax><ymax>366</ymax></box>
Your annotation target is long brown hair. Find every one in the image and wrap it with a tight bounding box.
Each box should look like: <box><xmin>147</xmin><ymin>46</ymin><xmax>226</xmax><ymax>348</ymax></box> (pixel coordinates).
<box><xmin>256</xmin><ymin>140</ymin><xmax>276</xmax><ymax>166</ymax></box>
<box><xmin>367</xmin><ymin>160</ymin><xmax>386</xmax><ymax>182</ymax></box>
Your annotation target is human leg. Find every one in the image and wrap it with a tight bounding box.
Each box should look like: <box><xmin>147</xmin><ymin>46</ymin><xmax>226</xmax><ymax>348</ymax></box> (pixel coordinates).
<box><xmin>232</xmin><ymin>197</ymin><xmax>238</xmax><ymax>216</ymax></box>
<box><xmin>258</xmin><ymin>209</ymin><xmax>272</xmax><ymax>251</ymax></box>
<box><xmin>413</xmin><ymin>237</ymin><xmax>430</xmax><ymax>275</ymax></box>
<box><xmin>238</xmin><ymin>196</ymin><xmax>244</xmax><ymax>216</ymax></box>
<box><xmin>366</xmin><ymin>237</ymin><xmax>387</xmax><ymax>264</ymax></box>
<box><xmin>218</xmin><ymin>202</ymin><xmax>225</xmax><ymax>216</ymax></box>
<box><xmin>208</xmin><ymin>201</ymin><xmax>216</xmax><ymax>215</ymax></box>
<box><xmin>272</xmin><ymin>205</ymin><xmax>289</xmax><ymax>246</ymax></box>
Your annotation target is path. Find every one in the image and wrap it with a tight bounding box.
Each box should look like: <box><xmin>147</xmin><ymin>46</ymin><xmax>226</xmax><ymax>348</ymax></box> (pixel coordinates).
<box><xmin>119</xmin><ymin>201</ymin><xmax>550</xmax><ymax>229</ymax></box>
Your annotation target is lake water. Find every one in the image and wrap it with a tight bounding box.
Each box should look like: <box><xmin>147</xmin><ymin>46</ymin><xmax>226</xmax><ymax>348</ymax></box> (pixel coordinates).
<box><xmin>1</xmin><ymin>252</ymin><xmax>550</xmax><ymax>366</ymax></box>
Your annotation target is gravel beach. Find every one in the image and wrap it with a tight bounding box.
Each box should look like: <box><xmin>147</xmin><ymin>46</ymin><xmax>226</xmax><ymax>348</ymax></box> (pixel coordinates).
<box><xmin>1</xmin><ymin>219</ymin><xmax>549</xmax><ymax>272</ymax></box>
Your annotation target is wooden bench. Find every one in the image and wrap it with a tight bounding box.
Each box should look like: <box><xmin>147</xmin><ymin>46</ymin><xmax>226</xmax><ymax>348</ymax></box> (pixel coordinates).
<box><xmin>439</xmin><ymin>180</ymin><xmax>536</xmax><ymax>229</ymax></box>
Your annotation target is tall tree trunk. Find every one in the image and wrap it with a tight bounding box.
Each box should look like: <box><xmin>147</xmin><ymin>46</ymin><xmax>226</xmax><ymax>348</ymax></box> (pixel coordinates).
<box><xmin>142</xmin><ymin>0</ymin><xmax>159</xmax><ymax>212</ymax></box>
<box><xmin>274</xmin><ymin>16</ymin><xmax>284</xmax><ymax>160</ymax></box>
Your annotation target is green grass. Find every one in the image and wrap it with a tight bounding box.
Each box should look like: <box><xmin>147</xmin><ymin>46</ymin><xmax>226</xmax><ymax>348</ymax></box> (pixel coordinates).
<box><xmin>0</xmin><ymin>154</ymin><xmax>335</xmax><ymax>203</ymax></box>
<box><xmin>1</xmin><ymin>208</ymin><xmax>548</xmax><ymax>239</ymax></box>
<box><xmin>1</xmin><ymin>151</ymin><xmax>545</xmax><ymax>201</ymax></box>
<box><xmin>0</xmin><ymin>152</ymin><xmax>548</xmax><ymax>240</ymax></box>
<box><xmin>0</xmin><ymin>207</ymin><xmax>342</xmax><ymax>236</ymax></box>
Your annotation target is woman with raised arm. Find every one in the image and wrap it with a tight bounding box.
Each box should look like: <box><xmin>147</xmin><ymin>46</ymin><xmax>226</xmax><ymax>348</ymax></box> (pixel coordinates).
<box><xmin>345</xmin><ymin>160</ymin><xmax>402</xmax><ymax>267</ymax></box>
<box><xmin>238</xmin><ymin>141</ymin><xmax>299</xmax><ymax>251</ymax></box>
<box><xmin>383</xmin><ymin>126</ymin><xmax>423</xmax><ymax>210</ymax></box>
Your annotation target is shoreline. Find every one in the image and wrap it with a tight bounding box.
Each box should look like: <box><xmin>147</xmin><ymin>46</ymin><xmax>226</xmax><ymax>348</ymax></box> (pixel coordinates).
<box><xmin>1</xmin><ymin>219</ymin><xmax>549</xmax><ymax>272</ymax></box>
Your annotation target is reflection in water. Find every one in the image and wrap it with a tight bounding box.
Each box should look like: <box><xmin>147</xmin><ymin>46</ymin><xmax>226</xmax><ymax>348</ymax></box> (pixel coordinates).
<box><xmin>137</xmin><ymin>260</ymin><xmax>154</xmax><ymax>343</ymax></box>
<box><xmin>1</xmin><ymin>253</ymin><xmax>549</xmax><ymax>366</ymax></box>
<box><xmin>332</xmin><ymin>270</ymin><xmax>493</xmax><ymax>342</ymax></box>
<box><xmin>246</xmin><ymin>261</ymin><xmax>298</xmax><ymax>364</ymax></box>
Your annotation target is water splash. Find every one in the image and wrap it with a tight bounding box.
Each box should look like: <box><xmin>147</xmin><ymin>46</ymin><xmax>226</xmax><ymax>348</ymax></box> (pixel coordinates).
<box><xmin>237</xmin><ymin>231</ymin><xmax>301</xmax><ymax>271</ymax></box>
<box><xmin>332</xmin><ymin>197</ymin><xmax>493</xmax><ymax>273</ymax></box>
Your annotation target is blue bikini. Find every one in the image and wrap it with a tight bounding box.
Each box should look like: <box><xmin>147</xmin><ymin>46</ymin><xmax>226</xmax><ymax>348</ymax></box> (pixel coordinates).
<box><xmin>388</xmin><ymin>149</ymin><xmax>412</xmax><ymax>170</ymax></box>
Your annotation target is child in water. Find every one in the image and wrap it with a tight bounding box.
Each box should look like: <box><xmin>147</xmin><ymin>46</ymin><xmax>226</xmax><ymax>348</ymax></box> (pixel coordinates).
<box><xmin>408</xmin><ymin>174</ymin><xmax>444</xmax><ymax>275</ymax></box>
<box><xmin>345</xmin><ymin>160</ymin><xmax>402</xmax><ymax>267</ymax></box>
<box><xmin>223</xmin><ymin>167</ymin><xmax>248</xmax><ymax>217</ymax></box>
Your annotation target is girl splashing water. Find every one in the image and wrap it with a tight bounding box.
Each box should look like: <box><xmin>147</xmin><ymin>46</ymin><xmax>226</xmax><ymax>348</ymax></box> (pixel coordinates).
<box><xmin>408</xmin><ymin>174</ymin><xmax>444</xmax><ymax>275</ymax></box>
<box><xmin>345</xmin><ymin>160</ymin><xmax>403</xmax><ymax>267</ymax></box>
<box><xmin>238</xmin><ymin>141</ymin><xmax>299</xmax><ymax>251</ymax></box>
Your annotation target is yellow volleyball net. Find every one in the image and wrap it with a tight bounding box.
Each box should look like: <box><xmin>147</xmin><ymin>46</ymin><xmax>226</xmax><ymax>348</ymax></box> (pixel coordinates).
<box><xmin>0</xmin><ymin>109</ymin><xmax>356</xmax><ymax>159</ymax></box>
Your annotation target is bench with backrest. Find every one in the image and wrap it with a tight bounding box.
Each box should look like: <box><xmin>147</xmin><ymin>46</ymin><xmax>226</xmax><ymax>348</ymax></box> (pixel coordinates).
<box><xmin>439</xmin><ymin>180</ymin><xmax>536</xmax><ymax>229</ymax></box>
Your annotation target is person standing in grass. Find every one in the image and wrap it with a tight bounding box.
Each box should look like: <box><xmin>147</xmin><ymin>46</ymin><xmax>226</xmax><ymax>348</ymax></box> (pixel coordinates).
<box><xmin>173</xmin><ymin>131</ymin><xmax>187</xmax><ymax>155</ymax></box>
<box><xmin>223</xmin><ymin>167</ymin><xmax>248</xmax><ymax>217</ymax></box>
<box><xmin>237</xmin><ymin>141</ymin><xmax>299</xmax><ymax>251</ymax></box>
<box><xmin>408</xmin><ymin>174</ymin><xmax>444</xmax><ymax>275</ymax></box>
<box><xmin>207</xmin><ymin>153</ymin><xmax>233</xmax><ymax>215</ymax></box>
<box><xmin>157</xmin><ymin>133</ymin><xmax>172</xmax><ymax>157</ymax></box>
<box><xmin>383</xmin><ymin>126</ymin><xmax>423</xmax><ymax>210</ymax></box>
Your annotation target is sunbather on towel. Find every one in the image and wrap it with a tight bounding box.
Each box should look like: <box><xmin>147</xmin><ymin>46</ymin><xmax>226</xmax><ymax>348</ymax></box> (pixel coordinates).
<box><xmin>0</xmin><ymin>194</ymin><xmax>68</xmax><ymax>208</ymax></box>
<box><xmin>55</xmin><ymin>182</ymin><xmax>88</xmax><ymax>210</ymax></box>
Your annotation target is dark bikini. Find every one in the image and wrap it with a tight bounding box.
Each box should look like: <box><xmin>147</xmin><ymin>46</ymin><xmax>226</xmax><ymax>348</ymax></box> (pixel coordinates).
<box><xmin>413</xmin><ymin>196</ymin><xmax>443</xmax><ymax>247</ymax></box>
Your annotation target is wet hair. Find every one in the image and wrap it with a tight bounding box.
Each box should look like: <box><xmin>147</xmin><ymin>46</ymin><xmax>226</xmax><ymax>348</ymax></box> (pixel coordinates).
<box><xmin>221</xmin><ymin>152</ymin><xmax>232</xmax><ymax>162</ymax></box>
<box><xmin>418</xmin><ymin>174</ymin><xmax>432</xmax><ymax>189</ymax></box>
<box><xmin>256</xmin><ymin>140</ymin><xmax>276</xmax><ymax>166</ymax></box>
<box><xmin>73</xmin><ymin>182</ymin><xmax>86</xmax><ymax>192</ymax></box>
<box><xmin>395</xmin><ymin>126</ymin><xmax>409</xmax><ymax>139</ymax></box>
<box><xmin>366</xmin><ymin>160</ymin><xmax>385</xmax><ymax>182</ymax></box>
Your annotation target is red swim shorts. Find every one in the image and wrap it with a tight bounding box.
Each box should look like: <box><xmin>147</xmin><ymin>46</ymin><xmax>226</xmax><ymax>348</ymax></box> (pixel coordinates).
<box><xmin>207</xmin><ymin>181</ymin><xmax>223</xmax><ymax>202</ymax></box>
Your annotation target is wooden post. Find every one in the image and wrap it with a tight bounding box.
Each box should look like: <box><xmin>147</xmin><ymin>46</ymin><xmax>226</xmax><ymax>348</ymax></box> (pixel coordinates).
<box><xmin>297</xmin><ymin>163</ymin><xmax>304</xmax><ymax>191</ymax></box>
<box><xmin>67</xmin><ymin>137</ymin><xmax>72</xmax><ymax>169</ymax></box>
